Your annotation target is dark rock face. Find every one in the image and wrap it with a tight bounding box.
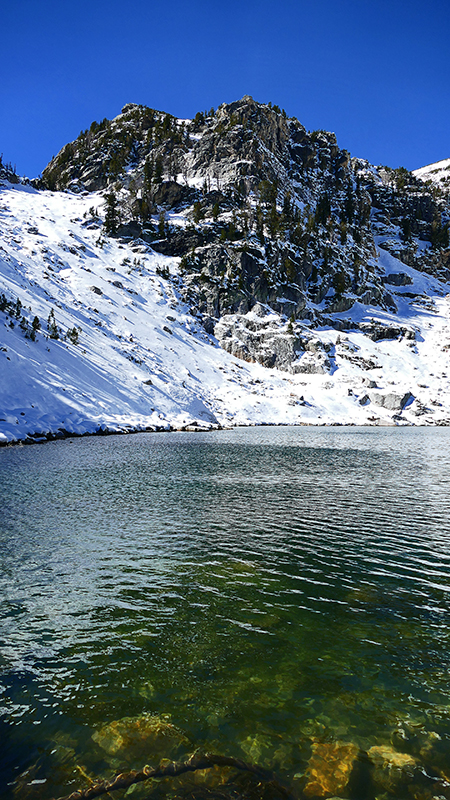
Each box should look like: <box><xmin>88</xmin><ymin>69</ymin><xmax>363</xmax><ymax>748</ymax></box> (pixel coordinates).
<box><xmin>116</xmin><ymin>221</ymin><xmax>142</xmax><ymax>240</ymax></box>
<box><xmin>38</xmin><ymin>96</ymin><xmax>450</xmax><ymax>372</ymax></box>
<box><xmin>152</xmin><ymin>228</ymin><xmax>212</xmax><ymax>256</ymax></box>
<box><xmin>383</xmin><ymin>273</ymin><xmax>413</xmax><ymax>286</ymax></box>
<box><xmin>153</xmin><ymin>181</ymin><xmax>195</xmax><ymax>210</ymax></box>
<box><xmin>359</xmin><ymin>322</ymin><xmax>416</xmax><ymax>341</ymax></box>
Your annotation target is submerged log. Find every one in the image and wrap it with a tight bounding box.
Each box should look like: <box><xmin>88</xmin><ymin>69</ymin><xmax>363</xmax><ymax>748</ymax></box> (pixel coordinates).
<box><xmin>54</xmin><ymin>751</ymin><xmax>294</xmax><ymax>800</ymax></box>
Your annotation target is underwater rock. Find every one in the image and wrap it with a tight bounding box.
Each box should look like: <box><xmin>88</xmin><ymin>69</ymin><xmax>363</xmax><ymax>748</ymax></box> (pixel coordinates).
<box><xmin>138</xmin><ymin>680</ymin><xmax>156</xmax><ymax>700</ymax></box>
<box><xmin>239</xmin><ymin>733</ymin><xmax>274</xmax><ymax>765</ymax></box>
<box><xmin>304</xmin><ymin>740</ymin><xmax>359</xmax><ymax>797</ymax></box>
<box><xmin>368</xmin><ymin>744</ymin><xmax>416</xmax><ymax>791</ymax></box>
<box><xmin>368</xmin><ymin>744</ymin><xmax>416</xmax><ymax>769</ymax></box>
<box><xmin>185</xmin><ymin>763</ymin><xmax>236</xmax><ymax>790</ymax></box>
<box><xmin>92</xmin><ymin>712</ymin><xmax>188</xmax><ymax>761</ymax></box>
<box><xmin>391</xmin><ymin>719</ymin><xmax>442</xmax><ymax>761</ymax></box>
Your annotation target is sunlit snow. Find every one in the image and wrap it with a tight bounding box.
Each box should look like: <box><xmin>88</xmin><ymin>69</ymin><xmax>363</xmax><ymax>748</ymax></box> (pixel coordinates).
<box><xmin>1</xmin><ymin>180</ymin><xmax>449</xmax><ymax>444</ymax></box>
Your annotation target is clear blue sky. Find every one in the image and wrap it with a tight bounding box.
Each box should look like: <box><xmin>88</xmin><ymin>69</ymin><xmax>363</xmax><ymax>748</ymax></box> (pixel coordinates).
<box><xmin>2</xmin><ymin>0</ymin><xmax>449</xmax><ymax>178</ymax></box>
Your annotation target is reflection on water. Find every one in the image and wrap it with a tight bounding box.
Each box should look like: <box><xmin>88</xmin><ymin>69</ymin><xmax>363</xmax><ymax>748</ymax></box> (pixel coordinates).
<box><xmin>1</xmin><ymin>427</ymin><xmax>450</xmax><ymax>799</ymax></box>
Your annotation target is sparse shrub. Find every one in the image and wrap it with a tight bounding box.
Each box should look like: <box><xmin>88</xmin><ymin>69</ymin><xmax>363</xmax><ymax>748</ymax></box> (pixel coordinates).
<box><xmin>66</xmin><ymin>326</ymin><xmax>81</xmax><ymax>345</ymax></box>
<box><xmin>156</xmin><ymin>265</ymin><xmax>170</xmax><ymax>279</ymax></box>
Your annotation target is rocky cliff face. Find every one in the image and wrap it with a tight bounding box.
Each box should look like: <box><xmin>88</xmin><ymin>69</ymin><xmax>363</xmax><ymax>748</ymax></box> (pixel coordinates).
<box><xmin>39</xmin><ymin>96</ymin><xmax>450</xmax><ymax>373</ymax></box>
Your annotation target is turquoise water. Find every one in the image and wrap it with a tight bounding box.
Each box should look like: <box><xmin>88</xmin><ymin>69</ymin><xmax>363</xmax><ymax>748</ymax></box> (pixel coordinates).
<box><xmin>1</xmin><ymin>427</ymin><xmax>450</xmax><ymax>800</ymax></box>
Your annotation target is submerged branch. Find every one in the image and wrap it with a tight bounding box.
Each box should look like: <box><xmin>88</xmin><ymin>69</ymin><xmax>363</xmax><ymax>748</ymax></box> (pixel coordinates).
<box><xmin>54</xmin><ymin>751</ymin><xmax>294</xmax><ymax>800</ymax></box>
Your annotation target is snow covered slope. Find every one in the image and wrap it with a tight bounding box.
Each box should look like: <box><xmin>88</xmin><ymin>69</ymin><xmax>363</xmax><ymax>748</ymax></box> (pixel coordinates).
<box><xmin>413</xmin><ymin>158</ymin><xmax>450</xmax><ymax>190</ymax></box>
<box><xmin>1</xmin><ymin>177</ymin><xmax>450</xmax><ymax>445</ymax></box>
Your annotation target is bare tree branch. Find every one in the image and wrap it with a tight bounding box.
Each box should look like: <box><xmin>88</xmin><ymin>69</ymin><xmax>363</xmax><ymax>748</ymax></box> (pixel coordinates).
<box><xmin>54</xmin><ymin>751</ymin><xmax>294</xmax><ymax>800</ymax></box>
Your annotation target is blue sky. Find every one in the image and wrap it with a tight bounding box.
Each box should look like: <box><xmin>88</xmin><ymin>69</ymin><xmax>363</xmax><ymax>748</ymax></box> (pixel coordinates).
<box><xmin>2</xmin><ymin>0</ymin><xmax>449</xmax><ymax>178</ymax></box>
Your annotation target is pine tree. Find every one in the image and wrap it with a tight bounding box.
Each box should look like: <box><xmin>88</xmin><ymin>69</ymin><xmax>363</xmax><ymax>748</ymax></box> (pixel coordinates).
<box><xmin>154</xmin><ymin>155</ymin><xmax>163</xmax><ymax>184</ymax></box>
<box><xmin>104</xmin><ymin>192</ymin><xmax>119</xmax><ymax>235</ymax></box>
<box><xmin>285</xmin><ymin>258</ymin><xmax>296</xmax><ymax>283</ymax></box>
<box><xmin>158</xmin><ymin>210</ymin><xmax>167</xmax><ymax>239</ymax></box>
<box><xmin>259</xmin><ymin>180</ymin><xmax>277</xmax><ymax>207</ymax></box>
<box><xmin>193</xmin><ymin>201</ymin><xmax>203</xmax><ymax>223</ymax></box>
<box><xmin>400</xmin><ymin>217</ymin><xmax>412</xmax><ymax>243</ymax></box>
<box><xmin>30</xmin><ymin>316</ymin><xmax>40</xmax><ymax>342</ymax></box>
<box><xmin>47</xmin><ymin>308</ymin><xmax>59</xmax><ymax>339</ymax></box>
<box><xmin>430</xmin><ymin>218</ymin><xmax>450</xmax><ymax>249</ymax></box>
<box><xmin>315</xmin><ymin>193</ymin><xmax>331</xmax><ymax>226</ymax></box>
<box><xmin>282</xmin><ymin>192</ymin><xmax>292</xmax><ymax>220</ymax></box>
<box><xmin>255</xmin><ymin>205</ymin><xmax>264</xmax><ymax>243</ymax></box>
<box><xmin>66</xmin><ymin>326</ymin><xmax>81</xmax><ymax>345</ymax></box>
<box><xmin>267</xmin><ymin>204</ymin><xmax>279</xmax><ymax>238</ymax></box>
<box><xmin>333</xmin><ymin>270</ymin><xmax>347</xmax><ymax>297</ymax></box>
<box><xmin>343</xmin><ymin>181</ymin><xmax>355</xmax><ymax>223</ymax></box>
<box><xmin>144</xmin><ymin>158</ymin><xmax>154</xmax><ymax>189</ymax></box>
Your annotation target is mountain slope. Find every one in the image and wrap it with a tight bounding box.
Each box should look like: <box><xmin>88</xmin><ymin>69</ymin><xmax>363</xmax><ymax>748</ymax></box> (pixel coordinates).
<box><xmin>1</xmin><ymin>99</ymin><xmax>450</xmax><ymax>443</ymax></box>
<box><xmin>413</xmin><ymin>158</ymin><xmax>450</xmax><ymax>191</ymax></box>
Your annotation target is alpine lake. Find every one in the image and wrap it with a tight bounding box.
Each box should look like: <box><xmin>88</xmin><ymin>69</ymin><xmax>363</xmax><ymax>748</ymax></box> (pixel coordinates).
<box><xmin>1</xmin><ymin>426</ymin><xmax>450</xmax><ymax>800</ymax></box>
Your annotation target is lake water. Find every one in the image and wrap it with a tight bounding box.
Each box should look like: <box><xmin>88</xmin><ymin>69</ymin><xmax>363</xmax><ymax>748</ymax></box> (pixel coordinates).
<box><xmin>1</xmin><ymin>427</ymin><xmax>450</xmax><ymax>800</ymax></box>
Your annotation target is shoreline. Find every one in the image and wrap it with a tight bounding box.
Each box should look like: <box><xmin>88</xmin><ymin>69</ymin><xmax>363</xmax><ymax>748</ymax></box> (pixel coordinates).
<box><xmin>2</xmin><ymin>416</ymin><xmax>449</xmax><ymax>449</ymax></box>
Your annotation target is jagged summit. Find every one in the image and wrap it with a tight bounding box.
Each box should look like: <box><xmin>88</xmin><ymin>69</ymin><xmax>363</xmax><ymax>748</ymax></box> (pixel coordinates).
<box><xmin>35</xmin><ymin>97</ymin><xmax>450</xmax><ymax>371</ymax></box>
<box><xmin>41</xmin><ymin>95</ymin><xmax>343</xmax><ymax>195</ymax></box>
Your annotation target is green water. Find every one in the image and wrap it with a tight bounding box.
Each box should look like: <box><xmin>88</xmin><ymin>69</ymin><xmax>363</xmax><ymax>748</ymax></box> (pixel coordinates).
<box><xmin>1</xmin><ymin>427</ymin><xmax>450</xmax><ymax>800</ymax></box>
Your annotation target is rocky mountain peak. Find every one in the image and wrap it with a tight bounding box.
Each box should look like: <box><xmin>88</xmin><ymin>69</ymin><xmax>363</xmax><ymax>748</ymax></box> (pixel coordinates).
<box><xmin>35</xmin><ymin>98</ymin><xmax>450</xmax><ymax>373</ymax></box>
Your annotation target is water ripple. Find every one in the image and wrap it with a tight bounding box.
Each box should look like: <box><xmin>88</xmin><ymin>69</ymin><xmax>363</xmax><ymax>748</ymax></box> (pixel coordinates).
<box><xmin>1</xmin><ymin>427</ymin><xmax>450</xmax><ymax>798</ymax></box>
